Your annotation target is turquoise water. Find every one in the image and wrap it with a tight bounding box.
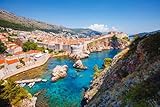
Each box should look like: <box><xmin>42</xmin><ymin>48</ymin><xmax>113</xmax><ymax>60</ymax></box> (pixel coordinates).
<box><xmin>25</xmin><ymin>50</ymin><xmax>120</xmax><ymax>107</ymax></box>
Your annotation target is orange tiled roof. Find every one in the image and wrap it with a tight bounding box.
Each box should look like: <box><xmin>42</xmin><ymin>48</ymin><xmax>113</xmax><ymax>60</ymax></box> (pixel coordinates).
<box><xmin>14</xmin><ymin>51</ymin><xmax>24</xmax><ymax>55</ymax></box>
<box><xmin>0</xmin><ymin>59</ymin><xmax>5</xmax><ymax>65</ymax></box>
<box><xmin>6</xmin><ymin>59</ymin><xmax>19</xmax><ymax>65</ymax></box>
<box><xmin>26</xmin><ymin>50</ymin><xmax>40</xmax><ymax>54</ymax></box>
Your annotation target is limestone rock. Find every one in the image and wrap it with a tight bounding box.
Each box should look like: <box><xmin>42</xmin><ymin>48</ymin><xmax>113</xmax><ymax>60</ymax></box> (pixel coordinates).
<box><xmin>51</xmin><ymin>65</ymin><xmax>68</xmax><ymax>81</ymax></box>
<box><xmin>73</xmin><ymin>60</ymin><xmax>87</xmax><ymax>70</ymax></box>
<box><xmin>69</xmin><ymin>53</ymin><xmax>89</xmax><ymax>59</ymax></box>
<box><xmin>84</xmin><ymin>33</ymin><xmax>160</xmax><ymax>107</ymax></box>
<box><xmin>19</xmin><ymin>97</ymin><xmax>37</xmax><ymax>107</ymax></box>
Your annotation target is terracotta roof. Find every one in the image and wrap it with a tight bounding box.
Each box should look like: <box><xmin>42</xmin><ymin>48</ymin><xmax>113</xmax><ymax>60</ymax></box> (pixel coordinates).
<box><xmin>14</xmin><ymin>51</ymin><xmax>24</xmax><ymax>55</ymax></box>
<box><xmin>26</xmin><ymin>50</ymin><xmax>40</xmax><ymax>54</ymax></box>
<box><xmin>6</xmin><ymin>59</ymin><xmax>19</xmax><ymax>65</ymax></box>
<box><xmin>0</xmin><ymin>59</ymin><xmax>5</xmax><ymax>65</ymax></box>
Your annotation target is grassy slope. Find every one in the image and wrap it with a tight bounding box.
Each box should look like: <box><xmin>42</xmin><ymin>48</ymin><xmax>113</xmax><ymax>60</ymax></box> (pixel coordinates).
<box><xmin>0</xmin><ymin>19</ymin><xmax>34</xmax><ymax>31</ymax></box>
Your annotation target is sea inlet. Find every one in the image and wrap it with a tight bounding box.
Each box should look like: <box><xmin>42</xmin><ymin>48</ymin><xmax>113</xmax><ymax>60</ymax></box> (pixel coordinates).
<box><xmin>9</xmin><ymin>49</ymin><xmax>120</xmax><ymax>107</ymax></box>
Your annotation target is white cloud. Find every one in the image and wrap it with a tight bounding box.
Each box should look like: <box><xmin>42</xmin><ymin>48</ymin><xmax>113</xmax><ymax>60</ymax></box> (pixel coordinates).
<box><xmin>88</xmin><ymin>24</ymin><xmax>118</xmax><ymax>32</ymax></box>
<box><xmin>88</xmin><ymin>24</ymin><xmax>109</xmax><ymax>32</ymax></box>
<box><xmin>111</xmin><ymin>27</ymin><xmax>118</xmax><ymax>31</ymax></box>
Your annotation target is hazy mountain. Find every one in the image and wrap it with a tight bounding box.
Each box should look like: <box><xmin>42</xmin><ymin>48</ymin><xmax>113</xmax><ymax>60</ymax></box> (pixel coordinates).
<box><xmin>71</xmin><ymin>28</ymin><xmax>102</xmax><ymax>37</ymax></box>
<box><xmin>0</xmin><ymin>9</ymin><xmax>101</xmax><ymax>37</ymax></box>
<box><xmin>129</xmin><ymin>30</ymin><xmax>160</xmax><ymax>38</ymax></box>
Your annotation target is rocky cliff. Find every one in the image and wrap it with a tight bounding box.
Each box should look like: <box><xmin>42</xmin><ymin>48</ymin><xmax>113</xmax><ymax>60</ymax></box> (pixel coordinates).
<box><xmin>84</xmin><ymin>32</ymin><xmax>160</xmax><ymax>107</ymax></box>
<box><xmin>87</xmin><ymin>35</ymin><xmax>130</xmax><ymax>52</ymax></box>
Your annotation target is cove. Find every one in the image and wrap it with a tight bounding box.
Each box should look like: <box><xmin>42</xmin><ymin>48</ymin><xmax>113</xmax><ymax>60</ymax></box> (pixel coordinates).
<box><xmin>11</xmin><ymin>49</ymin><xmax>120</xmax><ymax>107</ymax></box>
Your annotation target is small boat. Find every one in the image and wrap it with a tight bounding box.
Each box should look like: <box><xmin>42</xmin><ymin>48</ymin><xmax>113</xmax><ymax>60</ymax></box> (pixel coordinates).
<box><xmin>19</xmin><ymin>83</ymin><xmax>26</xmax><ymax>87</ymax></box>
<box><xmin>28</xmin><ymin>82</ymin><xmax>35</xmax><ymax>88</ymax></box>
<box><xmin>42</xmin><ymin>79</ymin><xmax>47</xmax><ymax>82</ymax></box>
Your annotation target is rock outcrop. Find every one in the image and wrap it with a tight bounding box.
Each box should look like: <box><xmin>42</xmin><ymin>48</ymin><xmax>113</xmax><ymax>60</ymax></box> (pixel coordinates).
<box><xmin>51</xmin><ymin>65</ymin><xmax>68</xmax><ymax>82</ymax></box>
<box><xmin>84</xmin><ymin>32</ymin><xmax>160</xmax><ymax>107</ymax></box>
<box><xmin>73</xmin><ymin>60</ymin><xmax>87</xmax><ymax>70</ymax></box>
<box><xmin>84</xmin><ymin>68</ymin><xmax>109</xmax><ymax>102</ymax></box>
<box><xmin>69</xmin><ymin>53</ymin><xmax>89</xmax><ymax>59</ymax></box>
<box><xmin>87</xmin><ymin>35</ymin><xmax>130</xmax><ymax>52</ymax></box>
<box><xmin>19</xmin><ymin>97</ymin><xmax>37</xmax><ymax>107</ymax></box>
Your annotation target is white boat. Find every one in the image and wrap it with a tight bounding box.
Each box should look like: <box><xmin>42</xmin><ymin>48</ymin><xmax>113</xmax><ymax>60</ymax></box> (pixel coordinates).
<box><xmin>42</xmin><ymin>79</ymin><xmax>47</xmax><ymax>82</ymax></box>
<box><xmin>28</xmin><ymin>82</ymin><xmax>35</xmax><ymax>88</ymax></box>
<box><xmin>20</xmin><ymin>83</ymin><xmax>26</xmax><ymax>87</ymax></box>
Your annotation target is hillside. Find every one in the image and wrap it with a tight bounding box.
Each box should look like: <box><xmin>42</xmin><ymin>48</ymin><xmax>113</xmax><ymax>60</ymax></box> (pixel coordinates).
<box><xmin>0</xmin><ymin>80</ymin><xmax>36</xmax><ymax>107</ymax></box>
<box><xmin>0</xmin><ymin>9</ymin><xmax>68</xmax><ymax>32</ymax></box>
<box><xmin>87</xmin><ymin>35</ymin><xmax>130</xmax><ymax>52</ymax></box>
<box><xmin>129</xmin><ymin>30</ymin><xmax>160</xmax><ymax>38</ymax></box>
<box><xmin>84</xmin><ymin>32</ymin><xmax>160</xmax><ymax>106</ymax></box>
<box><xmin>0</xmin><ymin>9</ymin><xmax>101</xmax><ymax>37</ymax></box>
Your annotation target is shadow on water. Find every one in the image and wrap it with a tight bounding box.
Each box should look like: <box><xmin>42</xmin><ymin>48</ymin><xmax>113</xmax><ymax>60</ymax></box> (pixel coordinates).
<box><xmin>35</xmin><ymin>89</ymin><xmax>49</xmax><ymax>107</ymax></box>
<box><xmin>9</xmin><ymin>62</ymin><xmax>48</xmax><ymax>81</ymax></box>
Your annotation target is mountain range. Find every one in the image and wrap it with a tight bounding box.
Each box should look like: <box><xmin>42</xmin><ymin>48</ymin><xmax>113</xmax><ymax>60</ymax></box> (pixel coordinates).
<box><xmin>0</xmin><ymin>9</ymin><xmax>101</xmax><ymax>37</ymax></box>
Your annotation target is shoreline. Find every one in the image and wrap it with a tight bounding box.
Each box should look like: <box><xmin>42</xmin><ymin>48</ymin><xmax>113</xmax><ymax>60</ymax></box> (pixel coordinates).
<box><xmin>3</xmin><ymin>49</ymin><xmax>122</xmax><ymax>80</ymax></box>
<box><xmin>83</xmin><ymin>67</ymin><xmax>109</xmax><ymax>101</ymax></box>
<box><xmin>7</xmin><ymin>49</ymin><xmax>121</xmax><ymax>107</ymax></box>
<box><xmin>9</xmin><ymin>58</ymin><xmax>49</xmax><ymax>81</ymax></box>
<box><xmin>82</xmin><ymin>48</ymin><xmax>129</xmax><ymax>106</ymax></box>
<box><xmin>1</xmin><ymin>53</ymin><xmax>51</xmax><ymax>79</ymax></box>
<box><xmin>52</xmin><ymin>52</ymin><xmax>69</xmax><ymax>58</ymax></box>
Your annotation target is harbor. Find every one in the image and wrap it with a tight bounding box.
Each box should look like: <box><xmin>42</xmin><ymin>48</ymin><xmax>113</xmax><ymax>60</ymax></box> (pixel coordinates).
<box><xmin>16</xmin><ymin>78</ymin><xmax>47</xmax><ymax>88</ymax></box>
<box><xmin>9</xmin><ymin>49</ymin><xmax>120</xmax><ymax>107</ymax></box>
<box><xmin>15</xmin><ymin>78</ymin><xmax>47</xmax><ymax>84</ymax></box>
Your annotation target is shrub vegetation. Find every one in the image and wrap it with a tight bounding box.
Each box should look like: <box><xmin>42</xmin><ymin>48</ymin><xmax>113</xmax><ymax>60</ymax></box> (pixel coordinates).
<box><xmin>0</xmin><ymin>80</ymin><xmax>31</xmax><ymax>106</ymax></box>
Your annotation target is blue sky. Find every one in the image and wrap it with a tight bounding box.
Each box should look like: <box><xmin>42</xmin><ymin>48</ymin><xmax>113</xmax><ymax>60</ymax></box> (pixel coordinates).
<box><xmin>0</xmin><ymin>0</ymin><xmax>160</xmax><ymax>34</ymax></box>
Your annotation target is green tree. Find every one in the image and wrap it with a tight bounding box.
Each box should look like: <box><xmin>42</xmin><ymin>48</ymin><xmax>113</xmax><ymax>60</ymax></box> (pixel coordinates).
<box><xmin>0</xmin><ymin>28</ymin><xmax>7</xmax><ymax>33</ymax></box>
<box><xmin>7</xmin><ymin>36</ymin><xmax>14</xmax><ymax>42</ymax></box>
<box><xmin>122</xmin><ymin>36</ymin><xmax>130</xmax><ymax>41</ymax></box>
<box><xmin>93</xmin><ymin>64</ymin><xmax>101</xmax><ymax>78</ymax></box>
<box><xmin>94</xmin><ymin>64</ymin><xmax>99</xmax><ymax>72</ymax></box>
<box><xmin>0</xmin><ymin>80</ymin><xmax>31</xmax><ymax>106</ymax></box>
<box><xmin>133</xmin><ymin>35</ymin><xmax>140</xmax><ymax>41</ymax></box>
<box><xmin>47</xmin><ymin>48</ymin><xmax>53</xmax><ymax>53</ymax></box>
<box><xmin>37</xmin><ymin>46</ymin><xmax>45</xmax><ymax>52</ymax></box>
<box><xmin>22</xmin><ymin>41</ymin><xmax>38</xmax><ymax>52</ymax></box>
<box><xmin>111</xmin><ymin>35</ymin><xmax>118</xmax><ymax>41</ymax></box>
<box><xmin>0</xmin><ymin>40</ymin><xmax>7</xmax><ymax>54</ymax></box>
<box><xmin>104</xmin><ymin>58</ymin><xmax>112</xmax><ymax>68</ymax></box>
<box><xmin>19</xmin><ymin>58</ymin><xmax>25</xmax><ymax>65</ymax></box>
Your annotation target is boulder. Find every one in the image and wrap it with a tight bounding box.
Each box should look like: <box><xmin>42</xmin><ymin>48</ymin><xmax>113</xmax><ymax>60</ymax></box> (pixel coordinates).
<box><xmin>73</xmin><ymin>60</ymin><xmax>87</xmax><ymax>70</ymax></box>
<box><xmin>20</xmin><ymin>97</ymin><xmax>37</xmax><ymax>107</ymax></box>
<box><xmin>69</xmin><ymin>53</ymin><xmax>89</xmax><ymax>59</ymax></box>
<box><xmin>51</xmin><ymin>65</ymin><xmax>68</xmax><ymax>82</ymax></box>
<box><xmin>84</xmin><ymin>50</ymin><xmax>90</xmax><ymax>54</ymax></box>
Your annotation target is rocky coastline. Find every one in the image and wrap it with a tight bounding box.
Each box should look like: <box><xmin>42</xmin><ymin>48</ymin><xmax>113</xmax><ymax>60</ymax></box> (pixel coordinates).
<box><xmin>82</xmin><ymin>49</ymin><xmax>126</xmax><ymax>104</ymax></box>
<box><xmin>83</xmin><ymin>68</ymin><xmax>109</xmax><ymax>101</ymax></box>
<box><xmin>18</xmin><ymin>97</ymin><xmax>37</xmax><ymax>107</ymax></box>
<box><xmin>83</xmin><ymin>32</ymin><xmax>160</xmax><ymax>107</ymax></box>
<box><xmin>87</xmin><ymin>36</ymin><xmax>130</xmax><ymax>53</ymax></box>
<box><xmin>81</xmin><ymin>36</ymin><xmax>131</xmax><ymax>106</ymax></box>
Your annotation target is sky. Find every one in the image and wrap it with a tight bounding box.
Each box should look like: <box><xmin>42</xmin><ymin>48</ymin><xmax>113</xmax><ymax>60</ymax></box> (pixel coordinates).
<box><xmin>0</xmin><ymin>0</ymin><xmax>160</xmax><ymax>34</ymax></box>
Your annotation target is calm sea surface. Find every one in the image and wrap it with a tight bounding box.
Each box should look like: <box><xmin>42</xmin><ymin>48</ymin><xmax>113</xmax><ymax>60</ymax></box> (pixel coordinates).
<box><xmin>11</xmin><ymin>49</ymin><xmax>120</xmax><ymax>107</ymax></box>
